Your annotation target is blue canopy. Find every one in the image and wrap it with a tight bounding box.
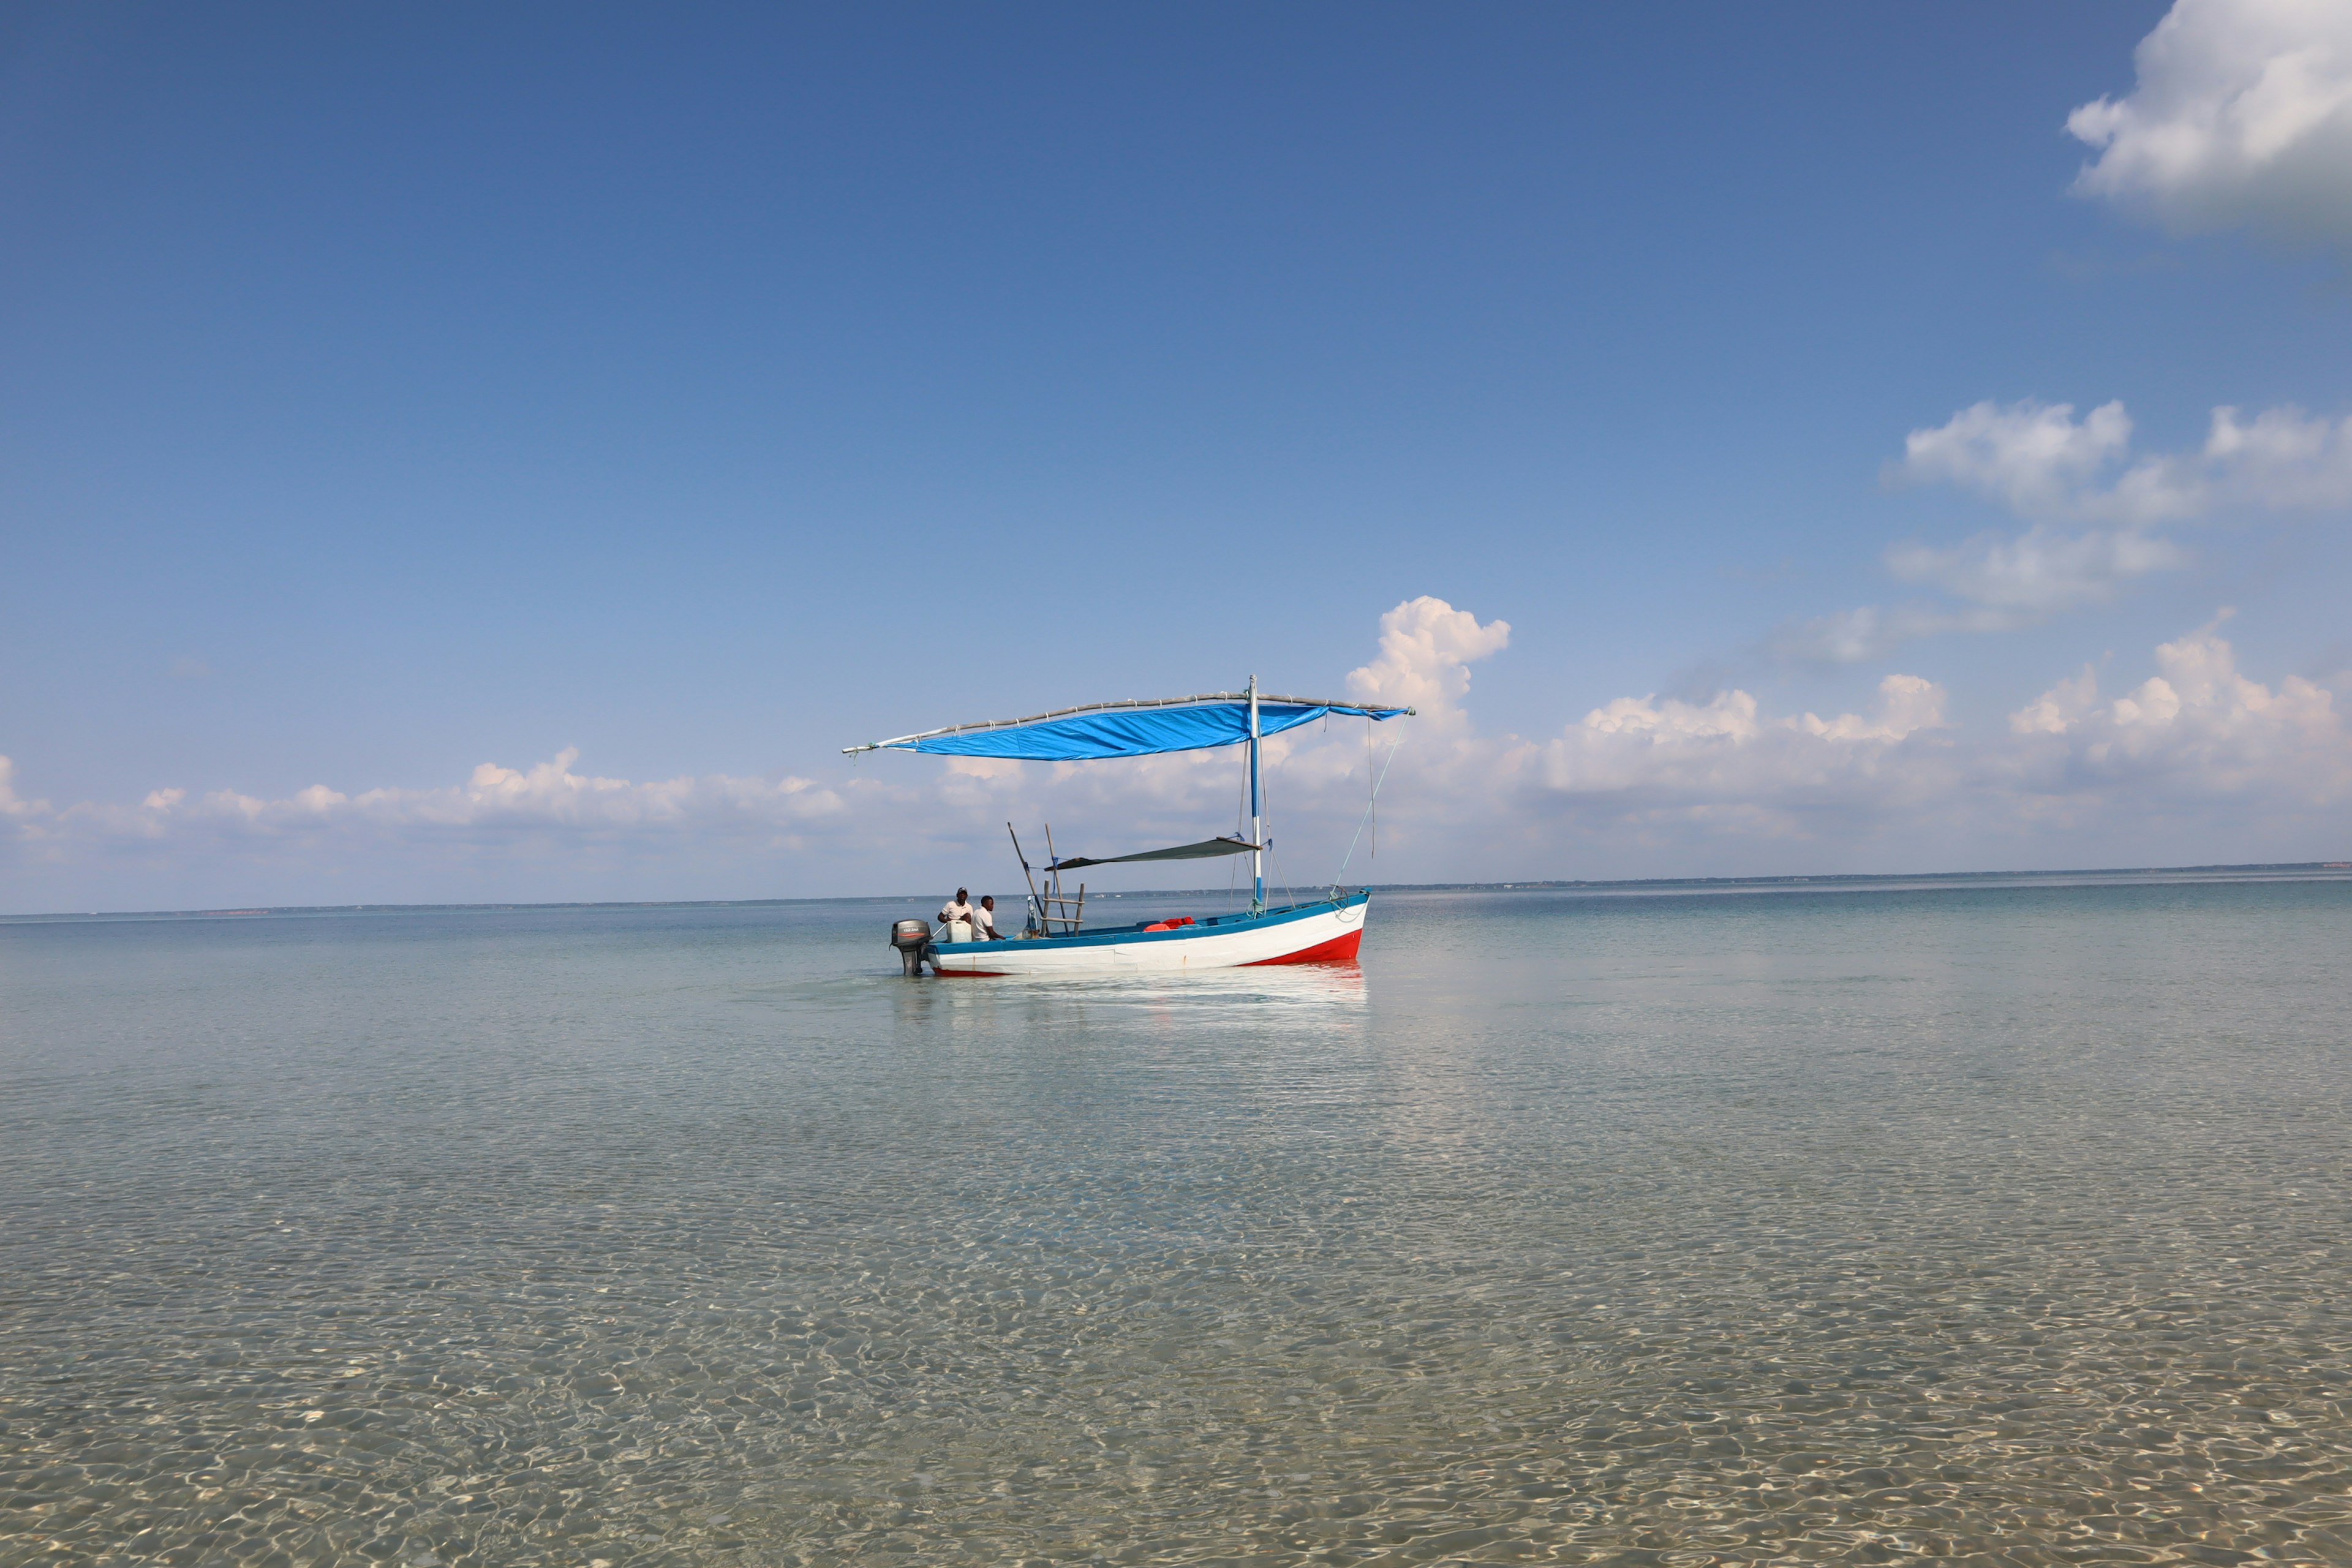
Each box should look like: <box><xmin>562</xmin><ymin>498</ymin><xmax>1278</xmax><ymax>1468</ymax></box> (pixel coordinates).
<box><xmin>848</xmin><ymin>694</ymin><xmax>1411</xmax><ymax>762</ymax></box>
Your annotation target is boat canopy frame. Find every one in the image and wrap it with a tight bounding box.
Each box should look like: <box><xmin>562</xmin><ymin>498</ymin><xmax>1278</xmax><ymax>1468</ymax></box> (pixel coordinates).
<box><xmin>853</xmin><ymin>679</ymin><xmax>1412</xmax><ymax>917</ymax></box>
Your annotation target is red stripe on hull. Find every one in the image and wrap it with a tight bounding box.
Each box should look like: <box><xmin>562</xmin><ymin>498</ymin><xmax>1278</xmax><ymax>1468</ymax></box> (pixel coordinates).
<box><xmin>1242</xmin><ymin>926</ymin><xmax>1364</xmax><ymax>966</ymax></box>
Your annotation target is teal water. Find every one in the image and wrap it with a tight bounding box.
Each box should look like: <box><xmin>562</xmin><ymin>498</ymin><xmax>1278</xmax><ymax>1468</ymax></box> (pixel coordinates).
<box><xmin>3</xmin><ymin>874</ymin><xmax>2350</xmax><ymax>1566</ymax></box>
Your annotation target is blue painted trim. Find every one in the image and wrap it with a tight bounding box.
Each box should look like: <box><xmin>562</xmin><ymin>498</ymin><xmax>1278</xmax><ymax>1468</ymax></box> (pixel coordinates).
<box><xmin>950</xmin><ymin>889</ymin><xmax>1368</xmax><ymax>953</ymax></box>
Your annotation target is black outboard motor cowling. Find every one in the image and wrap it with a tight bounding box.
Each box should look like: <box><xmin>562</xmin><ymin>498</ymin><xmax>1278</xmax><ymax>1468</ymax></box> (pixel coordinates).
<box><xmin>891</xmin><ymin>918</ymin><xmax>935</xmax><ymax>977</ymax></box>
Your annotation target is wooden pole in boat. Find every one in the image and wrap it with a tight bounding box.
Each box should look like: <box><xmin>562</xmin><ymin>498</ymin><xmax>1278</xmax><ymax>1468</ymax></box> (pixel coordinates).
<box><xmin>1044</xmin><ymin>823</ymin><xmax>1073</xmax><ymax>934</ymax></box>
<box><xmin>1008</xmin><ymin>823</ymin><xmax>1044</xmax><ymax>936</ymax></box>
<box><xmin>1248</xmin><ymin>674</ymin><xmax>1264</xmax><ymax>914</ymax></box>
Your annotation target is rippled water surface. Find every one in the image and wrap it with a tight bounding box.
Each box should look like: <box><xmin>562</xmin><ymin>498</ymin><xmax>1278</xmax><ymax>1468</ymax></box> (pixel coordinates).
<box><xmin>5</xmin><ymin>875</ymin><xmax>2352</xmax><ymax>1566</ymax></box>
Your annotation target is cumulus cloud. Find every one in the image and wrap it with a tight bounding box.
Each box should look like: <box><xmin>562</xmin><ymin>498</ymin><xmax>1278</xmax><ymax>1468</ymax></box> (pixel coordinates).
<box><xmin>1533</xmin><ymin>674</ymin><xmax>1956</xmax><ymax>839</ymax></box>
<box><xmin>2068</xmin><ymin>0</ymin><xmax>2352</xmax><ymax>249</ymax></box>
<box><xmin>1994</xmin><ymin>611</ymin><xmax>2352</xmax><ymax>832</ymax></box>
<box><xmin>1895</xmin><ymin>398</ymin><xmax>2136</xmax><ymax>518</ymax></box>
<box><xmin>1446</xmin><ymin>604</ymin><xmax>2349</xmax><ymax>858</ymax></box>
<box><xmin>2009</xmin><ymin>665</ymin><xmax>2101</xmax><ymax>737</ymax></box>
<box><xmin>1345</xmin><ymin>595</ymin><xmax>1511</xmax><ymax>722</ymax></box>
<box><xmin>2005</xmin><ymin>613</ymin><xmax>2352</xmax><ymax>809</ymax></box>
<box><xmin>1542</xmin><ymin>616</ymin><xmax>2350</xmax><ymax>853</ymax></box>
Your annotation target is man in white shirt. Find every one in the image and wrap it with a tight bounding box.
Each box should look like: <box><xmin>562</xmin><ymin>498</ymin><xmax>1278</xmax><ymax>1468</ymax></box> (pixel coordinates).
<box><xmin>972</xmin><ymin>895</ymin><xmax>1005</xmax><ymax>941</ymax></box>
<box><xmin>938</xmin><ymin>888</ymin><xmax>976</xmax><ymax>939</ymax></box>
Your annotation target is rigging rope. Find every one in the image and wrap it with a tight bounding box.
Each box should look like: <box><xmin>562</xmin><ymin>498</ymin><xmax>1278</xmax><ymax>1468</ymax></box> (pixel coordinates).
<box><xmin>1259</xmin><ymin>764</ymin><xmax>1295</xmax><ymax>909</ymax></box>
<box><xmin>1332</xmin><ymin>728</ymin><xmax>1406</xmax><ymax>888</ymax></box>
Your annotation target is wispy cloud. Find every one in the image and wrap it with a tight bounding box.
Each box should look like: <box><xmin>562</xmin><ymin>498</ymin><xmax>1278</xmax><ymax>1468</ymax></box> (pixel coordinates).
<box><xmin>1770</xmin><ymin>604</ymin><xmax>2015</xmax><ymax>666</ymax></box>
<box><xmin>1781</xmin><ymin>393</ymin><xmax>2352</xmax><ymax>663</ymax></box>
<box><xmin>1774</xmin><ymin>526</ymin><xmax>2192</xmax><ymax>664</ymax></box>
<box><xmin>2068</xmin><ymin>0</ymin><xmax>2352</xmax><ymax>251</ymax></box>
<box><xmin>1884</xmin><ymin>526</ymin><xmax>2190</xmax><ymax>614</ymax></box>
<box><xmin>1893</xmin><ymin>398</ymin><xmax>2352</xmax><ymax>525</ymax></box>
<box><xmin>8</xmin><ymin>748</ymin><xmax>850</xmax><ymax>852</ymax></box>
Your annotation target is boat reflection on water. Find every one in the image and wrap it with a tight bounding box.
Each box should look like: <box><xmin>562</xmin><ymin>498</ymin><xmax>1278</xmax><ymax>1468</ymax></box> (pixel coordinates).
<box><xmin>1084</xmin><ymin>955</ymin><xmax>1367</xmax><ymax>1011</ymax></box>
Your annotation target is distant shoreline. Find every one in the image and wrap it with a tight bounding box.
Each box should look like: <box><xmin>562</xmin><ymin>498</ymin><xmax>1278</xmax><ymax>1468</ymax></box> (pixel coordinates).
<box><xmin>6</xmin><ymin>861</ymin><xmax>2347</xmax><ymax>924</ymax></box>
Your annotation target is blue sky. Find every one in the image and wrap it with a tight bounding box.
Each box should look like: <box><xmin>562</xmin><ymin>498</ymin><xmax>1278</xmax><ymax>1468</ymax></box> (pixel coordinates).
<box><xmin>6</xmin><ymin>1</ymin><xmax>2351</xmax><ymax>910</ymax></box>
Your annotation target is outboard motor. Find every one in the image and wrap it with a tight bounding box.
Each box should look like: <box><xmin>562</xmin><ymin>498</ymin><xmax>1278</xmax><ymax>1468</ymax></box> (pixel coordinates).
<box><xmin>891</xmin><ymin>918</ymin><xmax>936</xmax><ymax>977</ymax></box>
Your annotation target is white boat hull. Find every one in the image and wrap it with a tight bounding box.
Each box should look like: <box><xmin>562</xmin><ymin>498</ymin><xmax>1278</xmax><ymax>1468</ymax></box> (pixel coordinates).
<box><xmin>926</xmin><ymin>892</ymin><xmax>1369</xmax><ymax>977</ymax></box>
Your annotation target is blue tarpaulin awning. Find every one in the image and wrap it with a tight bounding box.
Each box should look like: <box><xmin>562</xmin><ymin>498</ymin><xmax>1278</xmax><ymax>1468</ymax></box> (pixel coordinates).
<box><xmin>846</xmin><ymin>693</ymin><xmax>1411</xmax><ymax>763</ymax></box>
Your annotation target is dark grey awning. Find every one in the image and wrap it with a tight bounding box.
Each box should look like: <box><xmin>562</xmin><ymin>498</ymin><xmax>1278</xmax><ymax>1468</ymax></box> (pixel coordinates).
<box><xmin>1048</xmin><ymin>835</ymin><xmax>1261</xmax><ymax>871</ymax></box>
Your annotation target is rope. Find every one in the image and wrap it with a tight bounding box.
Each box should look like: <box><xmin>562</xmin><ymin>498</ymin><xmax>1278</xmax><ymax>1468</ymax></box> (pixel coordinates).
<box><xmin>1259</xmin><ymin>766</ymin><xmax>1295</xmax><ymax>909</ymax></box>
<box><xmin>1231</xmin><ymin>742</ymin><xmax>1249</xmax><ymax>904</ymax></box>
<box><xmin>1332</xmin><ymin>728</ymin><xmax>1406</xmax><ymax>889</ymax></box>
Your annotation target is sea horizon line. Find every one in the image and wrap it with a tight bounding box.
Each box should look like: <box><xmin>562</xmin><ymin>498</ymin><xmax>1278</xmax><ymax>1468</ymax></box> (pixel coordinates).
<box><xmin>6</xmin><ymin>859</ymin><xmax>2347</xmax><ymax>924</ymax></box>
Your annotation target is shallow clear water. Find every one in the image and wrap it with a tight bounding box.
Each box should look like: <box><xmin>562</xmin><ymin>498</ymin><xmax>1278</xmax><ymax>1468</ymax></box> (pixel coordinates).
<box><xmin>4</xmin><ymin>875</ymin><xmax>2351</xmax><ymax>1566</ymax></box>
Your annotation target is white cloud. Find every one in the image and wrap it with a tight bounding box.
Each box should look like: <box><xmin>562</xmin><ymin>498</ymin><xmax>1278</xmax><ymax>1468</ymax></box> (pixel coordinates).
<box><xmin>2068</xmin><ymin>0</ymin><xmax>2352</xmax><ymax>249</ymax></box>
<box><xmin>0</xmin><ymin>755</ymin><xmax>50</xmax><ymax>820</ymax></box>
<box><xmin>1895</xmin><ymin>398</ymin><xmax>2135</xmax><ymax>518</ymax></box>
<box><xmin>1791</xmin><ymin>397</ymin><xmax>2352</xmax><ymax>663</ymax></box>
<box><xmin>2198</xmin><ymin>402</ymin><xmax>2352</xmax><ymax>508</ymax></box>
<box><xmin>2007</xmin><ymin>613</ymin><xmax>2352</xmax><ymax>803</ymax></box>
<box><xmin>1</xmin><ymin>611</ymin><xmax>1511</xmax><ymax>905</ymax></box>
<box><xmin>1535</xmin><ymin>674</ymin><xmax>1954</xmax><ymax>838</ymax></box>
<box><xmin>1885</xmin><ymin>525</ymin><xmax>2189</xmax><ymax>612</ymax></box>
<box><xmin>1771</xmin><ymin>605</ymin><xmax>1992</xmax><ymax>666</ymax></box>
<box><xmin>2010</xmin><ymin>666</ymin><xmax>2101</xmax><ymax>736</ymax></box>
<box><xmin>1534</xmin><ymin>621</ymin><xmax>2352</xmax><ymax>856</ymax></box>
<box><xmin>1768</xmin><ymin>519</ymin><xmax>2189</xmax><ymax>666</ymax></box>
<box><xmin>17</xmin><ymin>747</ymin><xmax>850</xmax><ymax>851</ymax></box>
<box><xmin>1768</xmin><ymin>550</ymin><xmax>2163</xmax><ymax>668</ymax></box>
<box><xmin>1532</xmin><ymin>617</ymin><xmax>2351</xmax><ymax>854</ymax></box>
<box><xmin>1345</xmin><ymin>595</ymin><xmax>1511</xmax><ymax>722</ymax></box>
<box><xmin>1785</xmin><ymin>404</ymin><xmax>2198</xmax><ymax>663</ymax></box>
<box><xmin>1892</xmin><ymin>398</ymin><xmax>2352</xmax><ymax>525</ymax></box>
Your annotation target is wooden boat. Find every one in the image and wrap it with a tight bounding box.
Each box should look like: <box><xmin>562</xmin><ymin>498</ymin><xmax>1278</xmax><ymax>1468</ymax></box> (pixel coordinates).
<box><xmin>923</xmin><ymin>889</ymin><xmax>1368</xmax><ymax>976</ymax></box>
<box><xmin>847</xmin><ymin>678</ymin><xmax>1410</xmax><ymax>978</ymax></box>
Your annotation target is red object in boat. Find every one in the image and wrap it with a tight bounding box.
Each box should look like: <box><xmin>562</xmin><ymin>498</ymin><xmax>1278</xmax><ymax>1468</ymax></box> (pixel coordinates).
<box><xmin>1141</xmin><ymin>916</ymin><xmax>1196</xmax><ymax>932</ymax></box>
